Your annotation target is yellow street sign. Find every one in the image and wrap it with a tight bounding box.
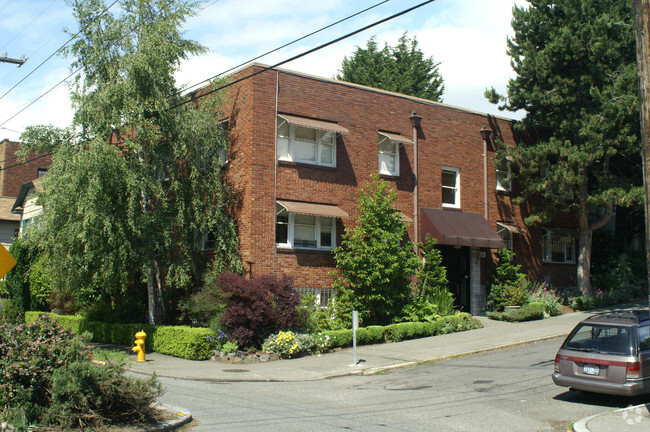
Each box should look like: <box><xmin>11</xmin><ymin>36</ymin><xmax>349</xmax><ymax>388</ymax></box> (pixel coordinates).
<box><xmin>0</xmin><ymin>243</ymin><xmax>17</xmax><ymax>279</ymax></box>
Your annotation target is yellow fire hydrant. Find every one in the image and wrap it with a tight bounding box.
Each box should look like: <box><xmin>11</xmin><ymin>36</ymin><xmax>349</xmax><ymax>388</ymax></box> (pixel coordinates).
<box><xmin>132</xmin><ymin>330</ymin><xmax>147</xmax><ymax>363</ymax></box>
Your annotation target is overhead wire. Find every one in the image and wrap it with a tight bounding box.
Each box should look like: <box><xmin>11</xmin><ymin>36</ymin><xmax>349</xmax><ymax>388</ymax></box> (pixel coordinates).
<box><xmin>1</xmin><ymin>0</ymin><xmax>435</xmax><ymax>171</ymax></box>
<box><xmin>0</xmin><ymin>0</ymin><xmax>58</xmax><ymax>52</ymax></box>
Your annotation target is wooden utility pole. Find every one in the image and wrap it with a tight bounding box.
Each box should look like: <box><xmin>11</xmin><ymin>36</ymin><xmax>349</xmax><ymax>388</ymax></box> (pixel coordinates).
<box><xmin>634</xmin><ymin>0</ymin><xmax>650</xmax><ymax>308</ymax></box>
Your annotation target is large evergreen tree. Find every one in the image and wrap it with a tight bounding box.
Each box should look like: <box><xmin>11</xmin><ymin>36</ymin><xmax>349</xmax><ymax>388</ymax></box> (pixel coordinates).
<box><xmin>20</xmin><ymin>0</ymin><xmax>242</xmax><ymax>323</ymax></box>
<box><xmin>337</xmin><ymin>33</ymin><xmax>444</xmax><ymax>101</ymax></box>
<box><xmin>486</xmin><ymin>0</ymin><xmax>641</xmax><ymax>293</ymax></box>
<box><xmin>332</xmin><ymin>175</ymin><xmax>420</xmax><ymax>326</ymax></box>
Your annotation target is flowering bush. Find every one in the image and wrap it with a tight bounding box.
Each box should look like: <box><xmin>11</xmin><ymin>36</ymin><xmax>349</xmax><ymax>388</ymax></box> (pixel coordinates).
<box><xmin>262</xmin><ymin>331</ymin><xmax>315</xmax><ymax>358</ymax></box>
<box><xmin>527</xmin><ymin>281</ymin><xmax>562</xmax><ymax>317</ymax></box>
<box><xmin>312</xmin><ymin>332</ymin><xmax>332</xmax><ymax>354</ymax></box>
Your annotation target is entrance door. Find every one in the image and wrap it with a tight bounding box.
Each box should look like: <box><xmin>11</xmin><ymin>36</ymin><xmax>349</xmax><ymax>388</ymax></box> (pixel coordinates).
<box><xmin>440</xmin><ymin>245</ymin><xmax>471</xmax><ymax>312</ymax></box>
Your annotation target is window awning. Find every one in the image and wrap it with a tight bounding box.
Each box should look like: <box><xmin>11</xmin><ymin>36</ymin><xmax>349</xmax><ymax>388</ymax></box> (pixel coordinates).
<box><xmin>497</xmin><ymin>221</ymin><xmax>525</xmax><ymax>235</ymax></box>
<box><xmin>379</xmin><ymin>131</ymin><xmax>412</xmax><ymax>145</ymax></box>
<box><xmin>421</xmin><ymin>208</ymin><xmax>503</xmax><ymax>249</ymax></box>
<box><xmin>399</xmin><ymin>212</ymin><xmax>413</xmax><ymax>223</ymax></box>
<box><xmin>277</xmin><ymin>200</ymin><xmax>349</xmax><ymax>218</ymax></box>
<box><xmin>278</xmin><ymin>114</ymin><xmax>349</xmax><ymax>135</ymax></box>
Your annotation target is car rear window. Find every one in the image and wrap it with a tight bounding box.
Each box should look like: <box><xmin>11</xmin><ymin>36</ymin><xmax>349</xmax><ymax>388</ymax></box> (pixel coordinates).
<box><xmin>563</xmin><ymin>324</ymin><xmax>634</xmax><ymax>356</ymax></box>
<box><xmin>638</xmin><ymin>325</ymin><xmax>650</xmax><ymax>351</ymax></box>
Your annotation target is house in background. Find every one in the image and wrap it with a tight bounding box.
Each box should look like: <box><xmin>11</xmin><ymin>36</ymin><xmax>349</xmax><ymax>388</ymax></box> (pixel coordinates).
<box><xmin>11</xmin><ymin>177</ymin><xmax>45</xmax><ymax>234</ymax></box>
<box><xmin>0</xmin><ymin>139</ymin><xmax>51</xmax><ymax>248</ymax></box>
<box><xmin>200</xmin><ymin>64</ymin><xmax>578</xmax><ymax>315</ymax></box>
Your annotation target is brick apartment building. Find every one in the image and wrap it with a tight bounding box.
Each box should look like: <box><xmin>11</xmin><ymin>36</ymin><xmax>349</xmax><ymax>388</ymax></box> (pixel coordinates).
<box><xmin>0</xmin><ymin>139</ymin><xmax>52</xmax><ymax>248</ymax></box>
<box><xmin>208</xmin><ymin>64</ymin><xmax>578</xmax><ymax>315</ymax></box>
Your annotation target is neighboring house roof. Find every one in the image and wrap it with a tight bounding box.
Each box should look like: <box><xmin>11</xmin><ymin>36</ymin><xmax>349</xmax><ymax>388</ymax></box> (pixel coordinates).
<box><xmin>11</xmin><ymin>177</ymin><xmax>43</xmax><ymax>214</ymax></box>
<box><xmin>0</xmin><ymin>197</ymin><xmax>21</xmax><ymax>222</ymax></box>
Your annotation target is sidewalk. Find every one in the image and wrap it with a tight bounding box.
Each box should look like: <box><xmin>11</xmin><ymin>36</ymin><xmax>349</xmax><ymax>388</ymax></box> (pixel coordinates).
<box><xmin>123</xmin><ymin>303</ymin><xmax>648</xmax><ymax>431</ymax></box>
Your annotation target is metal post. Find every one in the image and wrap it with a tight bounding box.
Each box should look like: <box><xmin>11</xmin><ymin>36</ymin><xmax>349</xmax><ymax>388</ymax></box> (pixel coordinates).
<box><xmin>480</xmin><ymin>127</ymin><xmax>493</xmax><ymax>221</ymax></box>
<box><xmin>409</xmin><ymin>113</ymin><xmax>422</xmax><ymax>248</ymax></box>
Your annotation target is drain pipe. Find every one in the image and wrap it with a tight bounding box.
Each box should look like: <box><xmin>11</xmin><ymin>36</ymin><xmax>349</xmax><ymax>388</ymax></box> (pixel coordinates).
<box><xmin>480</xmin><ymin>127</ymin><xmax>492</xmax><ymax>221</ymax></box>
<box><xmin>409</xmin><ymin>113</ymin><xmax>422</xmax><ymax>248</ymax></box>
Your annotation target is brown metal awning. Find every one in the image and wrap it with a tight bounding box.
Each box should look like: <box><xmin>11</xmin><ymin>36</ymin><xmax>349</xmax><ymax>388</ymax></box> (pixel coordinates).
<box><xmin>421</xmin><ymin>208</ymin><xmax>503</xmax><ymax>248</ymax></box>
<box><xmin>378</xmin><ymin>131</ymin><xmax>412</xmax><ymax>145</ymax></box>
<box><xmin>277</xmin><ymin>200</ymin><xmax>349</xmax><ymax>218</ymax></box>
<box><xmin>278</xmin><ymin>114</ymin><xmax>349</xmax><ymax>135</ymax></box>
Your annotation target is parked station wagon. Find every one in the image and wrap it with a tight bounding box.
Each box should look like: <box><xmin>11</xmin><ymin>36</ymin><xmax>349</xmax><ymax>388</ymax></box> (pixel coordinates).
<box><xmin>552</xmin><ymin>310</ymin><xmax>650</xmax><ymax>396</ymax></box>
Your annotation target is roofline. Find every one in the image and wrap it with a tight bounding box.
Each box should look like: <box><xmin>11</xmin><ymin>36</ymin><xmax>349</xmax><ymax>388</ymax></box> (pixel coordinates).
<box><xmin>204</xmin><ymin>62</ymin><xmax>517</xmax><ymax>123</ymax></box>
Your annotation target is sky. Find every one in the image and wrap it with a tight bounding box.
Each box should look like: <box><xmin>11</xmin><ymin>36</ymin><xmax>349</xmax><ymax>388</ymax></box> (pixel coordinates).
<box><xmin>0</xmin><ymin>0</ymin><xmax>528</xmax><ymax>142</ymax></box>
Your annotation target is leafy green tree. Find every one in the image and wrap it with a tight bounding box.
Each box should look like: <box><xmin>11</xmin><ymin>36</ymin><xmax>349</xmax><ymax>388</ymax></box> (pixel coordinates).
<box><xmin>415</xmin><ymin>235</ymin><xmax>454</xmax><ymax>315</ymax></box>
<box><xmin>21</xmin><ymin>0</ymin><xmax>242</xmax><ymax>324</ymax></box>
<box><xmin>337</xmin><ymin>33</ymin><xmax>444</xmax><ymax>101</ymax></box>
<box><xmin>332</xmin><ymin>175</ymin><xmax>420</xmax><ymax>326</ymax></box>
<box><xmin>485</xmin><ymin>0</ymin><xmax>641</xmax><ymax>294</ymax></box>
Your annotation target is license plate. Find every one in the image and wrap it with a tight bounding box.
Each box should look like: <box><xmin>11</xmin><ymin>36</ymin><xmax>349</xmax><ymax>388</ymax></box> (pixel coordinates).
<box><xmin>583</xmin><ymin>364</ymin><xmax>600</xmax><ymax>375</ymax></box>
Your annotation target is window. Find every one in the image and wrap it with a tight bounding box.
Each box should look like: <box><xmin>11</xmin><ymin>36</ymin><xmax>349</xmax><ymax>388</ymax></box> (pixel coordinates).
<box><xmin>495</xmin><ymin>157</ymin><xmax>510</xmax><ymax>191</ymax></box>
<box><xmin>442</xmin><ymin>167</ymin><xmax>460</xmax><ymax>208</ymax></box>
<box><xmin>275</xmin><ymin>203</ymin><xmax>336</xmax><ymax>250</ymax></box>
<box><xmin>542</xmin><ymin>228</ymin><xmax>575</xmax><ymax>264</ymax></box>
<box><xmin>378</xmin><ymin>134</ymin><xmax>399</xmax><ymax>176</ymax></box>
<box><xmin>277</xmin><ymin>117</ymin><xmax>336</xmax><ymax>167</ymax></box>
<box><xmin>197</xmin><ymin>120</ymin><xmax>229</xmax><ymax>170</ymax></box>
<box><xmin>497</xmin><ymin>223</ymin><xmax>513</xmax><ymax>251</ymax></box>
<box><xmin>37</xmin><ymin>168</ymin><xmax>47</xmax><ymax>178</ymax></box>
<box><xmin>202</xmin><ymin>232</ymin><xmax>216</xmax><ymax>251</ymax></box>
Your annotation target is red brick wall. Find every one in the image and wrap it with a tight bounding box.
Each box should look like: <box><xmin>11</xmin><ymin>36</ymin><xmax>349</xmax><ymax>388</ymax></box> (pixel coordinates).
<box><xmin>219</xmin><ymin>66</ymin><xmax>577</xmax><ymax>288</ymax></box>
<box><xmin>0</xmin><ymin>140</ymin><xmax>52</xmax><ymax>197</ymax></box>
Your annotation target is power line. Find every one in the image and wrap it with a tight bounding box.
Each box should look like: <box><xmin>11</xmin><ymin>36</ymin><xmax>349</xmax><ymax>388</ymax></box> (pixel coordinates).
<box><xmin>171</xmin><ymin>0</ymin><xmax>436</xmax><ymax>111</ymax></box>
<box><xmin>181</xmin><ymin>0</ymin><xmax>392</xmax><ymax>96</ymax></box>
<box><xmin>0</xmin><ymin>0</ymin><xmax>58</xmax><ymax>52</ymax></box>
<box><xmin>0</xmin><ymin>0</ymin><xmax>120</xmax><ymax>102</ymax></box>
<box><xmin>0</xmin><ymin>152</ymin><xmax>52</xmax><ymax>172</ymax></box>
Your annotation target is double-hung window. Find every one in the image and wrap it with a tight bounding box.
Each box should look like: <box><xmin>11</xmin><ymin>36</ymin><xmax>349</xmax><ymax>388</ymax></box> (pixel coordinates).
<box><xmin>542</xmin><ymin>228</ymin><xmax>575</xmax><ymax>264</ymax></box>
<box><xmin>495</xmin><ymin>157</ymin><xmax>511</xmax><ymax>191</ymax></box>
<box><xmin>276</xmin><ymin>204</ymin><xmax>336</xmax><ymax>250</ymax></box>
<box><xmin>277</xmin><ymin>117</ymin><xmax>336</xmax><ymax>167</ymax></box>
<box><xmin>378</xmin><ymin>135</ymin><xmax>399</xmax><ymax>176</ymax></box>
<box><xmin>442</xmin><ymin>167</ymin><xmax>460</xmax><ymax>208</ymax></box>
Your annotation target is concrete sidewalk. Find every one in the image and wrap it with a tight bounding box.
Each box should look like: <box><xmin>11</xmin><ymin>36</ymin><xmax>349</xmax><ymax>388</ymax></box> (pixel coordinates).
<box><xmin>122</xmin><ymin>304</ymin><xmax>648</xmax><ymax>432</ymax></box>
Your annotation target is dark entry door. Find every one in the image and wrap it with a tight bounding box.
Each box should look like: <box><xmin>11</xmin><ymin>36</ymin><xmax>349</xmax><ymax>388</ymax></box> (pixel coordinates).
<box><xmin>440</xmin><ymin>245</ymin><xmax>471</xmax><ymax>312</ymax></box>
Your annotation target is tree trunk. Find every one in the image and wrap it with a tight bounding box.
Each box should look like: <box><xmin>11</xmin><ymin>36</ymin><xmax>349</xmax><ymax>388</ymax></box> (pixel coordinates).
<box><xmin>147</xmin><ymin>264</ymin><xmax>157</xmax><ymax>325</ymax></box>
<box><xmin>577</xmin><ymin>229</ymin><xmax>592</xmax><ymax>295</ymax></box>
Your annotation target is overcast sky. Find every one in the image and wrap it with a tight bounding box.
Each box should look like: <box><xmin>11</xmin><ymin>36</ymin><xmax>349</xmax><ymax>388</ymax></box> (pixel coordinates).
<box><xmin>0</xmin><ymin>0</ymin><xmax>527</xmax><ymax>142</ymax></box>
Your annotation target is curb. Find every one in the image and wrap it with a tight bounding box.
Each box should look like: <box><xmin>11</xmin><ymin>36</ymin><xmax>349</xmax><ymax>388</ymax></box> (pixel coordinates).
<box><xmin>143</xmin><ymin>404</ymin><xmax>192</xmax><ymax>432</ymax></box>
<box><xmin>573</xmin><ymin>404</ymin><xmax>649</xmax><ymax>432</ymax></box>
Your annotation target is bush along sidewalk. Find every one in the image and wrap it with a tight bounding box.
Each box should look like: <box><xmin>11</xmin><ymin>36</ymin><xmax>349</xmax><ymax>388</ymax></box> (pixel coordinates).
<box><xmin>486</xmin><ymin>302</ymin><xmax>546</xmax><ymax>322</ymax></box>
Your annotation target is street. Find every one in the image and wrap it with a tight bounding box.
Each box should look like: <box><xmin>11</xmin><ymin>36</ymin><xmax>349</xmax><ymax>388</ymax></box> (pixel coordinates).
<box><xmin>155</xmin><ymin>338</ymin><xmax>650</xmax><ymax>431</ymax></box>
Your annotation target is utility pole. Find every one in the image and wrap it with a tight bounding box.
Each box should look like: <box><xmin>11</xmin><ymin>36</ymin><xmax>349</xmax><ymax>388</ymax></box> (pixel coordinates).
<box><xmin>633</xmin><ymin>0</ymin><xmax>650</xmax><ymax>309</ymax></box>
<box><xmin>0</xmin><ymin>53</ymin><xmax>26</xmax><ymax>67</ymax></box>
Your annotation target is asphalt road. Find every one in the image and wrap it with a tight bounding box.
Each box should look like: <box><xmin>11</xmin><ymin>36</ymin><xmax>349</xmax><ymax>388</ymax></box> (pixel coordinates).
<box><xmin>158</xmin><ymin>338</ymin><xmax>650</xmax><ymax>431</ymax></box>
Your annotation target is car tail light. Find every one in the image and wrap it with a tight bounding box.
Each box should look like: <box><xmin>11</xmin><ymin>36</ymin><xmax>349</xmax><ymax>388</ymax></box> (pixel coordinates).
<box><xmin>554</xmin><ymin>354</ymin><xmax>560</xmax><ymax>373</ymax></box>
<box><xmin>626</xmin><ymin>362</ymin><xmax>640</xmax><ymax>379</ymax></box>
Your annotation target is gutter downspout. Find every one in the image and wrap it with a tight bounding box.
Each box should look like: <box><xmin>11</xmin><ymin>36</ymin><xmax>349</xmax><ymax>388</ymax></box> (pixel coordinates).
<box><xmin>273</xmin><ymin>70</ymin><xmax>280</xmax><ymax>275</ymax></box>
<box><xmin>480</xmin><ymin>127</ymin><xmax>492</xmax><ymax>221</ymax></box>
<box><xmin>409</xmin><ymin>113</ymin><xmax>422</xmax><ymax>249</ymax></box>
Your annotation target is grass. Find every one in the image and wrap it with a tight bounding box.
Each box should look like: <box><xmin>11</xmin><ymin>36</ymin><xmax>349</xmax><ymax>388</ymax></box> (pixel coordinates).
<box><xmin>92</xmin><ymin>348</ymin><xmax>131</xmax><ymax>365</ymax></box>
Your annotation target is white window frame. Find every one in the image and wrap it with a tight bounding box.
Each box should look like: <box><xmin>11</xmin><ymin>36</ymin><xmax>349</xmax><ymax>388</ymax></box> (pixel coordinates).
<box><xmin>202</xmin><ymin>232</ymin><xmax>216</xmax><ymax>251</ymax></box>
<box><xmin>541</xmin><ymin>228</ymin><xmax>576</xmax><ymax>264</ymax></box>
<box><xmin>378</xmin><ymin>135</ymin><xmax>399</xmax><ymax>176</ymax></box>
<box><xmin>495</xmin><ymin>157</ymin><xmax>511</xmax><ymax>192</ymax></box>
<box><xmin>442</xmin><ymin>166</ymin><xmax>460</xmax><ymax>208</ymax></box>
<box><xmin>276</xmin><ymin>117</ymin><xmax>336</xmax><ymax>167</ymax></box>
<box><xmin>275</xmin><ymin>204</ymin><xmax>336</xmax><ymax>250</ymax></box>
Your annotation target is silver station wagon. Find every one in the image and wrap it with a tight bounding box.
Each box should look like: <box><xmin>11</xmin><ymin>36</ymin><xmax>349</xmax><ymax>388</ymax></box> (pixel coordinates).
<box><xmin>552</xmin><ymin>310</ymin><xmax>650</xmax><ymax>396</ymax></box>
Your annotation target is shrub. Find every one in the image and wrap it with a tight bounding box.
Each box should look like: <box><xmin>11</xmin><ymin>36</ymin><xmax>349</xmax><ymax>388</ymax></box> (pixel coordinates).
<box><xmin>488</xmin><ymin>283</ymin><xmax>528</xmax><ymax>310</ymax></box>
<box><xmin>487</xmin><ymin>302</ymin><xmax>545</xmax><ymax>322</ymax></box>
<box><xmin>527</xmin><ymin>281</ymin><xmax>562</xmax><ymax>316</ymax></box>
<box><xmin>394</xmin><ymin>299</ymin><xmax>440</xmax><ymax>324</ymax></box>
<box><xmin>219</xmin><ymin>273</ymin><xmax>300</xmax><ymax>348</ymax></box>
<box><xmin>28</xmin><ymin>256</ymin><xmax>53</xmax><ymax>312</ymax></box>
<box><xmin>178</xmin><ymin>281</ymin><xmax>227</xmax><ymax>327</ymax></box>
<box><xmin>151</xmin><ymin>326</ymin><xmax>215</xmax><ymax>360</ymax></box>
<box><xmin>262</xmin><ymin>331</ymin><xmax>315</xmax><ymax>358</ymax></box>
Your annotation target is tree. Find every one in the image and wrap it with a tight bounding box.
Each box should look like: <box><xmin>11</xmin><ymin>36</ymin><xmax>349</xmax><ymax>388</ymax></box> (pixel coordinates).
<box><xmin>332</xmin><ymin>175</ymin><xmax>420</xmax><ymax>326</ymax></box>
<box><xmin>485</xmin><ymin>0</ymin><xmax>641</xmax><ymax>294</ymax></box>
<box><xmin>337</xmin><ymin>33</ymin><xmax>444</xmax><ymax>101</ymax></box>
<box><xmin>21</xmin><ymin>0</ymin><xmax>242</xmax><ymax>324</ymax></box>
<box><xmin>415</xmin><ymin>235</ymin><xmax>454</xmax><ymax>316</ymax></box>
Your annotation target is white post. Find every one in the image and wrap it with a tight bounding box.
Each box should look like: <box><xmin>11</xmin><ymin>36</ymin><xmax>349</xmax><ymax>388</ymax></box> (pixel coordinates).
<box><xmin>351</xmin><ymin>310</ymin><xmax>359</xmax><ymax>366</ymax></box>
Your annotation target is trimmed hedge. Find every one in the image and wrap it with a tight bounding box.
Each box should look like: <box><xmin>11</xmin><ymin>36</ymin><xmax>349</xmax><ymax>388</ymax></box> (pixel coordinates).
<box><xmin>25</xmin><ymin>312</ymin><xmax>215</xmax><ymax>360</ymax></box>
<box><xmin>321</xmin><ymin>313</ymin><xmax>482</xmax><ymax>349</ymax></box>
<box><xmin>487</xmin><ymin>302</ymin><xmax>546</xmax><ymax>322</ymax></box>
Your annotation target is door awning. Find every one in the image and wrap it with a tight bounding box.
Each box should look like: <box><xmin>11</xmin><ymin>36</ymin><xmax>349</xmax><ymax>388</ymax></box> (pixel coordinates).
<box><xmin>278</xmin><ymin>114</ymin><xmax>349</xmax><ymax>135</ymax></box>
<box><xmin>277</xmin><ymin>200</ymin><xmax>349</xmax><ymax>218</ymax></box>
<box><xmin>421</xmin><ymin>208</ymin><xmax>503</xmax><ymax>249</ymax></box>
<box><xmin>378</xmin><ymin>131</ymin><xmax>412</xmax><ymax>145</ymax></box>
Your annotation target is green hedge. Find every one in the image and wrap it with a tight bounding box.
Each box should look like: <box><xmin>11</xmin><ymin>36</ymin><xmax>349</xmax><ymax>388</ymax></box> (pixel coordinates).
<box><xmin>25</xmin><ymin>312</ymin><xmax>215</xmax><ymax>360</ymax></box>
<box><xmin>320</xmin><ymin>313</ymin><xmax>482</xmax><ymax>349</ymax></box>
<box><xmin>487</xmin><ymin>302</ymin><xmax>546</xmax><ymax>322</ymax></box>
